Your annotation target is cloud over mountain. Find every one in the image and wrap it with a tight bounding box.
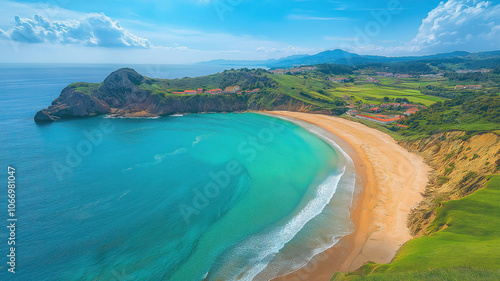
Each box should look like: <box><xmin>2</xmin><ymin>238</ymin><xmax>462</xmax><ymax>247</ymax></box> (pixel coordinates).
<box><xmin>0</xmin><ymin>13</ymin><xmax>152</xmax><ymax>48</ymax></box>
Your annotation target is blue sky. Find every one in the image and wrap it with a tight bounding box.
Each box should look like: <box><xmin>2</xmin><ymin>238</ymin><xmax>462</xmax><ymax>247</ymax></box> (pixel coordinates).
<box><xmin>0</xmin><ymin>0</ymin><xmax>499</xmax><ymax>63</ymax></box>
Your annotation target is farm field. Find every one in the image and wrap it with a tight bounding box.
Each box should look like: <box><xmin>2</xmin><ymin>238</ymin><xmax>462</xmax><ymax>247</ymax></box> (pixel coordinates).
<box><xmin>270</xmin><ymin>74</ymin><xmax>446</xmax><ymax>107</ymax></box>
<box><xmin>329</xmin><ymin>84</ymin><xmax>443</xmax><ymax>106</ymax></box>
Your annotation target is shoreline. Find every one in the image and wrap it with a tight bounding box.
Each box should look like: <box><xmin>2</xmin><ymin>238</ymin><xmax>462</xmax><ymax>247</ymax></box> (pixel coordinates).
<box><xmin>264</xmin><ymin>111</ymin><xmax>430</xmax><ymax>281</ymax></box>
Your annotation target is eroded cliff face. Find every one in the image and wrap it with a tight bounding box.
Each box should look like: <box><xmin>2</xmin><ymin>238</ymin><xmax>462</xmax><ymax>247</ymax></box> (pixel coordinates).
<box><xmin>401</xmin><ymin>131</ymin><xmax>500</xmax><ymax>236</ymax></box>
<box><xmin>34</xmin><ymin>88</ymin><xmax>111</xmax><ymax>122</ymax></box>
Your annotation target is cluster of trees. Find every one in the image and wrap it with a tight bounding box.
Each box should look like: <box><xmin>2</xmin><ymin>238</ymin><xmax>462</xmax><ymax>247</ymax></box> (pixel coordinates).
<box><xmin>387</xmin><ymin>62</ymin><xmax>435</xmax><ymax>75</ymax></box>
<box><xmin>357</xmin><ymin>57</ymin><xmax>499</xmax><ymax>75</ymax></box>
<box><xmin>461</xmin><ymin>95</ymin><xmax>500</xmax><ymax>124</ymax></box>
<box><xmin>383</xmin><ymin>97</ymin><xmax>410</xmax><ymax>103</ymax></box>
<box><xmin>444</xmin><ymin>72</ymin><xmax>489</xmax><ymax>82</ymax></box>
<box><xmin>419</xmin><ymin>85</ymin><xmax>463</xmax><ymax>99</ymax></box>
<box><xmin>422</xmin><ymin>58</ymin><xmax>500</xmax><ymax>72</ymax></box>
<box><xmin>444</xmin><ymin>71</ymin><xmax>500</xmax><ymax>85</ymax></box>
<box><xmin>315</xmin><ymin>63</ymin><xmax>354</xmax><ymax>75</ymax></box>
<box><xmin>360</xmin><ymin>61</ymin><xmax>435</xmax><ymax>75</ymax></box>
<box><xmin>463</xmin><ymin>58</ymin><xmax>500</xmax><ymax>69</ymax></box>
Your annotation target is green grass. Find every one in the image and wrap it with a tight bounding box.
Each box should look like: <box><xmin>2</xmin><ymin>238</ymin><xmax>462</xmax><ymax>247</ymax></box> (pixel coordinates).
<box><xmin>332</xmin><ymin>268</ymin><xmax>500</xmax><ymax>281</ymax></box>
<box><xmin>328</xmin><ymin>83</ymin><xmax>444</xmax><ymax>106</ymax></box>
<box><xmin>269</xmin><ymin>73</ymin><xmax>445</xmax><ymax>109</ymax></box>
<box><xmin>269</xmin><ymin>73</ymin><xmax>344</xmax><ymax>108</ymax></box>
<box><xmin>338</xmin><ymin>175</ymin><xmax>500</xmax><ymax>280</ymax></box>
<box><xmin>68</xmin><ymin>82</ymin><xmax>101</xmax><ymax>95</ymax></box>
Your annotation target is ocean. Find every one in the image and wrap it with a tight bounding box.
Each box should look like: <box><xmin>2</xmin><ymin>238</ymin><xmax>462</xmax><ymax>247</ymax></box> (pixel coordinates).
<box><xmin>0</xmin><ymin>64</ymin><xmax>356</xmax><ymax>281</ymax></box>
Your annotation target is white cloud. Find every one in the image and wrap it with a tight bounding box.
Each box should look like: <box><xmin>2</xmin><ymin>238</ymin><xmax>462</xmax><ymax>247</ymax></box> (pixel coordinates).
<box><xmin>411</xmin><ymin>0</ymin><xmax>500</xmax><ymax>52</ymax></box>
<box><xmin>0</xmin><ymin>13</ymin><xmax>152</xmax><ymax>48</ymax></box>
<box><xmin>339</xmin><ymin>0</ymin><xmax>500</xmax><ymax>56</ymax></box>
<box><xmin>0</xmin><ymin>0</ymin><xmax>83</xmax><ymax>27</ymax></box>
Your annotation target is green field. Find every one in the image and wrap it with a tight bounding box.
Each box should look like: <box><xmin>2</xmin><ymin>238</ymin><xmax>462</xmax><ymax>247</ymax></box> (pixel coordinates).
<box><xmin>68</xmin><ymin>82</ymin><xmax>102</xmax><ymax>95</ymax></box>
<box><xmin>270</xmin><ymin>73</ymin><xmax>446</xmax><ymax>107</ymax></box>
<box><xmin>328</xmin><ymin>83</ymin><xmax>443</xmax><ymax>106</ymax></box>
<box><xmin>376</xmin><ymin>77</ymin><xmax>448</xmax><ymax>89</ymax></box>
<box><xmin>334</xmin><ymin>175</ymin><xmax>500</xmax><ymax>280</ymax></box>
<box><xmin>269</xmin><ymin>74</ymin><xmax>340</xmax><ymax>107</ymax></box>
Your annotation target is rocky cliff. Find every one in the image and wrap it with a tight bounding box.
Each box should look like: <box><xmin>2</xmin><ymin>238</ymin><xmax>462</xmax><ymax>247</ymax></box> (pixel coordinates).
<box><xmin>401</xmin><ymin>131</ymin><xmax>500</xmax><ymax>236</ymax></box>
<box><xmin>34</xmin><ymin>68</ymin><xmax>248</xmax><ymax>122</ymax></box>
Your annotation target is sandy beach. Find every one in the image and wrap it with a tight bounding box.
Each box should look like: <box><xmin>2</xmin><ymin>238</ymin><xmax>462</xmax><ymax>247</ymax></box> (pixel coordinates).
<box><xmin>266</xmin><ymin>111</ymin><xmax>430</xmax><ymax>281</ymax></box>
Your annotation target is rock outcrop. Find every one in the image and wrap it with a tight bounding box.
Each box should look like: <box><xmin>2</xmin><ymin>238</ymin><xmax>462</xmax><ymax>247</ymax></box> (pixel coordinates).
<box><xmin>34</xmin><ymin>88</ymin><xmax>111</xmax><ymax>122</ymax></box>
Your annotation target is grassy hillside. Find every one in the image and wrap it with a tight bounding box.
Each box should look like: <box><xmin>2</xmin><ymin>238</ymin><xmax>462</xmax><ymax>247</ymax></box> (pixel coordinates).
<box><xmin>139</xmin><ymin>68</ymin><xmax>276</xmax><ymax>94</ymax></box>
<box><xmin>269</xmin><ymin>73</ymin><xmax>344</xmax><ymax>109</ymax></box>
<box><xmin>333</xmin><ymin>175</ymin><xmax>500</xmax><ymax>280</ymax></box>
<box><xmin>332</xmin><ymin>268</ymin><xmax>500</xmax><ymax>281</ymax></box>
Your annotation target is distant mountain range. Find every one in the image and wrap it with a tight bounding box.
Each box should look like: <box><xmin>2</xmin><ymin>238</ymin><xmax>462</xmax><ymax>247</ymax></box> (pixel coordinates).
<box><xmin>200</xmin><ymin>49</ymin><xmax>500</xmax><ymax>68</ymax></box>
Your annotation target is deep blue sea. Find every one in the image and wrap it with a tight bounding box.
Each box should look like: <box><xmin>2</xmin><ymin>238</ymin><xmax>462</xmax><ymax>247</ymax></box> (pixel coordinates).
<box><xmin>0</xmin><ymin>64</ymin><xmax>356</xmax><ymax>281</ymax></box>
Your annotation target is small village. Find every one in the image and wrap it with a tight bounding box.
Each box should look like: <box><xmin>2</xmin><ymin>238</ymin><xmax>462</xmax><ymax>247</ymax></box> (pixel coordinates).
<box><xmin>270</xmin><ymin>66</ymin><xmax>317</xmax><ymax>75</ymax></box>
<box><xmin>346</xmin><ymin>102</ymin><xmax>419</xmax><ymax>126</ymax></box>
<box><xmin>454</xmin><ymin>85</ymin><xmax>483</xmax><ymax>90</ymax></box>
<box><xmin>172</xmin><ymin>86</ymin><xmax>260</xmax><ymax>95</ymax></box>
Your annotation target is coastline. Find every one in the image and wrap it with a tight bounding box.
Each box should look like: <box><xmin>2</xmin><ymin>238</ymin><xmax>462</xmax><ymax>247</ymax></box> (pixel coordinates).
<box><xmin>264</xmin><ymin>111</ymin><xmax>430</xmax><ymax>281</ymax></box>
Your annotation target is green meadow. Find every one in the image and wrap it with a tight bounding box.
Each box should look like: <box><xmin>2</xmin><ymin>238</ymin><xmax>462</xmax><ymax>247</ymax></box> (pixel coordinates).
<box><xmin>269</xmin><ymin>73</ymin><xmax>445</xmax><ymax>107</ymax></box>
<box><xmin>269</xmin><ymin>74</ymin><xmax>340</xmax><ymax>107</ymax></box>
<box><xmin>328</xmin><ymin>84</ymin><xmax>443</xmax><ymax>106</ymax></box>
<box><xmin>334</xmin><ymin>175</ymin><xmax>500</xmax><ymax>280</ymax></box>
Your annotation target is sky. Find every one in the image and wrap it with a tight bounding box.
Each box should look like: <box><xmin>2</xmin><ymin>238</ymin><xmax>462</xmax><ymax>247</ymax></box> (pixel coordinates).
<box><xmin>0</xmin><ymin>0</ymin><xmax>499</xmax><ymax>64</ymax></box>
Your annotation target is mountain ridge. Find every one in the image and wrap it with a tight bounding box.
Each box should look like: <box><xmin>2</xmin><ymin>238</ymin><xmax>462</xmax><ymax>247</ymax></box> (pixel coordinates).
<box><xmin>200</xmin><ymin>49</ymin><xmax>500</xmax><ymax>68</ymax></box>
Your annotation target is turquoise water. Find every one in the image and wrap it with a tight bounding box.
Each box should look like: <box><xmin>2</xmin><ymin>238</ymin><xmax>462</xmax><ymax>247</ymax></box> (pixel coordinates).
<box><xmin>0</xmin><ymin>66</ymin><xmax>356</xmax><ymax>281</ymax></box>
